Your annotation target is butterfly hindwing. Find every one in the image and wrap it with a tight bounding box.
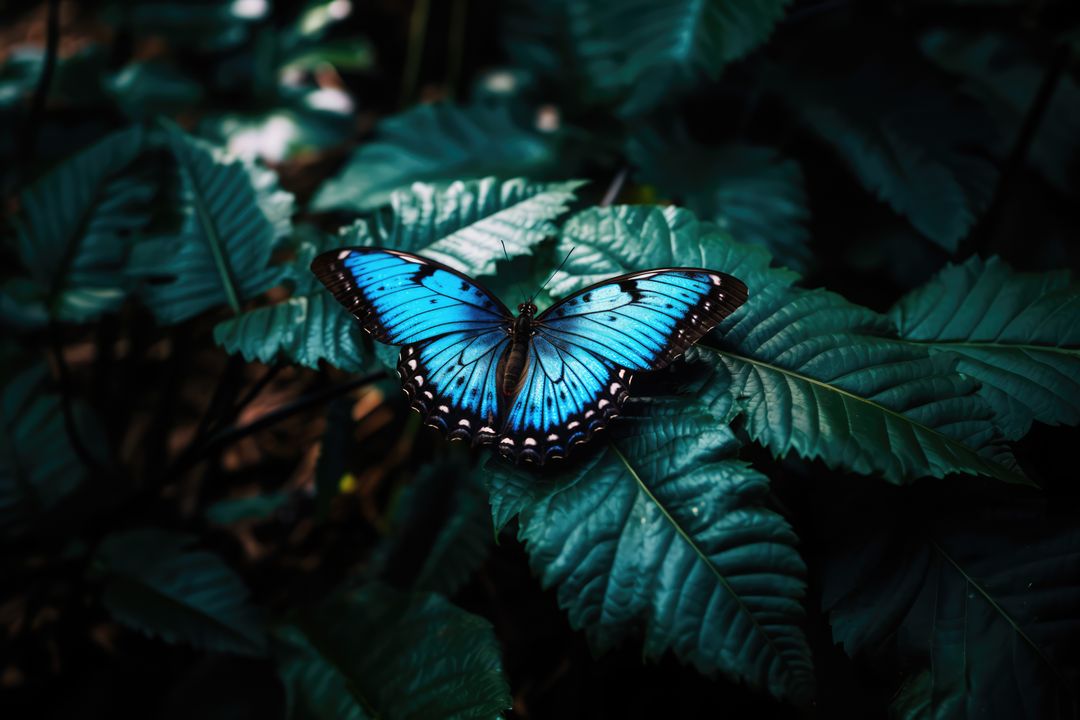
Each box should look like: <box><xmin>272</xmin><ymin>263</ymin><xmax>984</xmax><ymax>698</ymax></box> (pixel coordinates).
<box><xmin>312</xmin><ymin>247</ymin><xmax>513</xmax><ymax>445</ymax></box>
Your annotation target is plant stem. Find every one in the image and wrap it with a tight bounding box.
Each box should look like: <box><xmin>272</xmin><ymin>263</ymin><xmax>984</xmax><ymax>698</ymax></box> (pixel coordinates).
<box><xmin>17</xmin><ymin>0</ymin><xmax>60</xmax><ymax>185</ymax></box>
<box><xmin>185</xmin><ymin>370</ymin><xmax>388</xmax><ymax>467</ymax></box>
<box><xmin>600</xmin><ymin>166</ymin><xmax>629</xmax><ymax>207</ymax></box>
<box><xmin>446</xmin><ymin>0</ymin><xmax>468</xmax><ymax>99</ymax></box>
<box><xmin>48</xmin><ymin>321</ymin><xmax>104</xmax><ymax>478</ymax></box>
<box><xmin>400</xmin><ymin>0</ymin><xmax>431</xmax><ymax>107</ymax></box>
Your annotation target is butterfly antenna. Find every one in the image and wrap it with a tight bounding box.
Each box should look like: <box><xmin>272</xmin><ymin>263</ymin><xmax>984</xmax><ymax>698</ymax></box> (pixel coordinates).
<box><xmin>500</xmin><ymin>239</ymin><xmax>529</xmax><ymax>304</ymax></box>
<box><xmin>530</xmin><ymin>247</ymin><xmax>575</xmax><ymax>303</ymax></box>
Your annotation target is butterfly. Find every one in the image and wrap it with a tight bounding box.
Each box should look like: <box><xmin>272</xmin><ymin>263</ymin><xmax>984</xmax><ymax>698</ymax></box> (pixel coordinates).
<box><xmin>311</xmin><ymin>247</ymin><xmax>748</xmax><ymax>464</ymax></box>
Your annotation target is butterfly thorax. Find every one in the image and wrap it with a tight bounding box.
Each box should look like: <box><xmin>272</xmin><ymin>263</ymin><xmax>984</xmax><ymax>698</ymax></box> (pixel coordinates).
<box><xmin>500</xmin><ymin>302</ymin><xmax>538</xmax><ymax>397</ymax></box>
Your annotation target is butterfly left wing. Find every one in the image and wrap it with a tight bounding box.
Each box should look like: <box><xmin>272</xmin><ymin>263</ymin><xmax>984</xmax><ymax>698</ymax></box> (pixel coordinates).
<box><xmin>498</xmin><ymin>268</ymin><xmax>747</xmax><ymax>463</ymax></box>
<box><xmin>311</xmin><ymin>247</ymin><xmax>513</xmax><ymax>443</ymax></box>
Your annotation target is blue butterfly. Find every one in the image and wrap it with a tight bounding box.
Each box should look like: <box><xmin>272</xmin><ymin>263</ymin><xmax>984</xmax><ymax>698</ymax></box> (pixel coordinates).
<box><xmin>311</xmin><ymin>247</ymin><xmax>748</xmax><ymax>464</ymax></box>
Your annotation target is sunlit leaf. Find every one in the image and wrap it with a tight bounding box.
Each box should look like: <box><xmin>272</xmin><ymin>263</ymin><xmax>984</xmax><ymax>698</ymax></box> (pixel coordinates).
<box><xmin>94</xmin><ymin>528</ymin><xmax>267</xmax><ymax>656</ymax></box>
<box><xmin>891</xmin><ymin>255</ymin><xmax>1080</xmax><ymax>440</ymax></box>
<box><xmin>276</xmin><ymin>583</ymin><xmax>511</xmax><ymax>719</ymax></box>
<box><xmin>486</xmin><ymin>385</ymin><xmax>814</xmax><ymax>704</ymax></box>
<box><xmin>311</xmin><ymin>103</ymin><xmax>566</xmax><ymax>212</ymax></box>
<box><xmin>129</xmin><ymin>121</ymin><xmax>294</xmax><ymax>324</ymax></box>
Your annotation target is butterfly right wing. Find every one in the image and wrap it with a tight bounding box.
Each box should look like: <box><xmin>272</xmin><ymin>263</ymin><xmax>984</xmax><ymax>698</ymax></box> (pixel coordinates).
<box><xmin>311</xmin><ymin>247</ymin><xmax>512</xmax><ymax>444</ymax></box>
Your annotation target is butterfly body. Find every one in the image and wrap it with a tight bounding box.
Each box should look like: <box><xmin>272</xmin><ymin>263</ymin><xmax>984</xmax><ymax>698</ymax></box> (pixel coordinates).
<box><xmin>312</xmin><ymin>247</ymin><xmax>748</xmax><ymax>464</ymax></box>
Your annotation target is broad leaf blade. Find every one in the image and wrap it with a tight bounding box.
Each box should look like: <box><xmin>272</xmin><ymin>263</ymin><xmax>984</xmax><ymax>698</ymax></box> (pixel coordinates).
<box><xmin>129</xmin><ymin>122</ymin><xmax>294</xmax><ymax>324</ymax></box>
<box><xmin>276</xmin><ymin>584</ymin><xmax>511</xmax><ymax>719</ymax></box>
<box><xmin>311</xmin><ymin>103</ymin><xmax>565</xmax><ymax>212</ymax></box>
<box><xmin>94</xmin><ymin>528</ymin><xmax>267</xmax><ymax>656</ymax></box>
<box><xmin>5</xmin><ymin>125</ymin><xmax>150</xmax><ymax>326</ymax></box>
<box><xmin>487</xmin><ymin>387</ymin><xmax>814</xmax><ymax>704</ymax></box>
<box><xmin>215</xmin><ymin>178</ymin><xmax>581</xmax><ymax>370</ymax></box>
<box><xmin>890</xmin><ymin>255</ymin><xmax>1080</xmax><ymax>440</ymax></box>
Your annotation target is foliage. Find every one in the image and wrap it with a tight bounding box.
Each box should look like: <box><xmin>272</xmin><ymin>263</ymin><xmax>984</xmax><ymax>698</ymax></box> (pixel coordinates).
<box><xmin>2</xmin><ymin>1</ymin><xmax>1079</xmax><ymax>717</ymax></box>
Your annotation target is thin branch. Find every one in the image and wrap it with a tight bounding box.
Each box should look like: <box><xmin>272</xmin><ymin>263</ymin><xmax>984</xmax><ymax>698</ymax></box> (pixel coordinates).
<box><xmin>600</xmin><ymin>166</ymin><xmax>629</xmax><ymax>207</ymax></box>
<box><xmin>17</xmin><ymin>0</ymin><xmax>60</xmax><ymax>183</ymax></box>
<box><xmin>48</xmin><ymin>321</ymin><xmax>105</xmax><ymax>478</ymax></box>
<box><xmin>181</xmin><ymin>370</ymin><xmax>388</xmax><ymax>469</ymax></box>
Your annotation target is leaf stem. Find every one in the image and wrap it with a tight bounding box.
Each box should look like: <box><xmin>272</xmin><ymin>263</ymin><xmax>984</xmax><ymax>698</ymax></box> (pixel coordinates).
<box><xmin>600</xmin><ymin>166</ymin><xmax>629</xmax><ymax>207</ymax></box>
<box><xmin>400</xmin><ymin>0</ymin><xmax>431</xmax><ymax>107</ymax></box>
<box><xmin>48</xmin><ymin>321</ymin><xmax>105</xmax><ymax>478</ymax></box>
<box><xmin>446</xmin><ymin>0</ymin><xmax>468</xmax><ymax>99</ymax></box>
<box><xmin>16</xmin><ymin>0</ymin><xmax>60</xmax><ymax>186</ymax></box>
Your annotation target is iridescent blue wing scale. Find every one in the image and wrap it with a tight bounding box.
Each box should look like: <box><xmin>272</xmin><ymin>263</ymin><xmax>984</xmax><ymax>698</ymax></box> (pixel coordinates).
<box><xmin>498</xmin><ymin>268</ymin><xmax>748</xmax><ymax>463</ymax></box>
<box><xmin>311</xmin><ymin>247</ymin><xmax>512</xmax><ymax>442</ymax></box>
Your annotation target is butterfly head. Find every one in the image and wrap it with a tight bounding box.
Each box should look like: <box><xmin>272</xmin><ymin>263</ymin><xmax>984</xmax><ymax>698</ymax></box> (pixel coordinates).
<box><xmin>517</xmin><ymin>302</ymin><xmax>537</xmax><ymax>317</ymax></box>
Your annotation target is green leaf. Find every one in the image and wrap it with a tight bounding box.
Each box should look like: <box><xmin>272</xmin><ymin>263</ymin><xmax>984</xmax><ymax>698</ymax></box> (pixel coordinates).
<box><xmin>823</xmin><ymin>492</ymin><xmax>1080</xmax><ymax>719</ymax></box>
<box><xmin>205</xmin><ymin>491</ymin><xmax>290</xmax><ymax>525</ymax></box>
<box><xmin>106</xmin><ymin>61</ymin><xmax>203</xmax><ymax>119</ymax></box>
<box><xmin>766</xmin><ymin>53</ymin><xmax>997</xmax><ymax>250</ymax></box>
<box><xmin>129</xmin><ymin>122</ymin><xmax>295</xmax><ymax>324</ymax></box>
<box><xmin>311</xmin><ymin>103</ymin><xmax>565</xmax><ymax>212</ymax></box>
<box><xmin>0</xmin><ymin>364</ymin><xmax>99</xmax><ymax>535</ymax></box>
<box><xmin>627</xmin><ymin>126</ymin><xmax>812</xmax><ymax>271</ymax></box>
<box><xmin>3</xmin><ymin>125</ymin><xmax>150</xmax><ymax>327</ymax></box>
<box><xmin>276</xmin><ymin>583</ymin><xmax>511</xmax><ymax>719</ymax></box>
<box><xmin>111</xmin><ymin>0</ymin><xmax>266</xmax><ymax>52</ymax></box>
<box><xmin>485</xmin><ymin>387</ymin><xmax>814</xmax><ymax>704</ymax></box>
<box><xmin>580</xmin><ymin>0</ymin><xmax>793</xmax><ymax>113</ymax></box>
<box><xmin>215</xmin><ymin>178</ymin><xmax>581</xmax><ymax>369</ymax></box>
<box><xmin>921</xmin><ymin>30</ymin><xmax>1080</xmax><ymax>194</ymax></box>
<box><xmin>890</xmin><ymin>255</ymin><xmax>1080</xmax><ymax>440</ymax></box>
<box><xmin>94</xmin><ymin>528</ymin><xmax>267</xmax><ymax>656</ymax></box>
<box><xmin>553</xmin><ymin>205</ymin><xmax>1024</xmax><ymax>485</ymax></box>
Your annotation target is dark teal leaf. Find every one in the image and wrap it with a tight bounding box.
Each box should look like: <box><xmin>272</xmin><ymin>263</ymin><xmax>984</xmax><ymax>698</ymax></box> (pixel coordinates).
<box><xmin>891</xmin><ymin>255</ymin><xmax>1080</xmax><ymax>441</ymax></box>
<box><xmin>553</xmin><ymin>205</ymin><xmax>1023</xmax><ymax>485</ymax></box>
<box><xmin>627</xmin><ymin>126</ymin><xmax>812</xmax><ymax>271</ymax></box>
<box><xmin>767</xmin><ymin>55</ymin><xmax>997</xmax><ymax>250</ymax></box>
<box><xmin>314</xmin><ymin>396</ymin><xmax>356</xmax><ymax>520</ymax></box>
<box><xmin>106</xmin><ymin>61</ymin><xmax>203</xmax><ymax>119</ymax></box>
<box><xmin>94</xmin><ymin>528</ymin><xmax>267</xmax><ymax>656</ymax></box>
<box><xmin>581</xmin><ymin>0</ymin><xmax>793</xmax><ymax>113</ymax></box>
<box><xmin>3</xmin><ymin>125</ymin><xmax>150</xmax><ymax>327</ymax></box>
<box><xmin>129</xmin><ymin>122</ymin><xmax>295</xmax><ymax>324</ymax></box>
<box><xmin>111</xmin><ymin>0</ymin><xmax>266</xmax><ymax>52</ymax></box>
<box><xmin>921</xmin><ymin>30</ymin><xmax>1080</xmax><ymax>194</ymax></box>
<box><xmin>215</xmin><ymin>178</ymin><xmax>581</xmax><ymax>369</ymax></box>
<box><xmin>205</xmin><ymin>491</ymin><xmax>290</xmax><ymax>525</ymax></box>
<box><xmin>0</xmin><ymin>364</ymin><xmax>100</xmax><ymax>536</ymax></box>
<box><xmin>311</xmin><ymin>103</ymin><xmax>566</xmax><ymax>212</ymax></box>
<box><xmin>486</xmin><ymin>384</ymin><xmax>814</xmax><ymax>704</ymax></box>
<box><xmin>276</xmin><ymin>583</ymin><xmax>511</xmax><ymax>719</ymax></box>
<box><xmin>824</xmin><ymin>495</ymin><xmax>1080</xmax><ymax>720</ymax></box>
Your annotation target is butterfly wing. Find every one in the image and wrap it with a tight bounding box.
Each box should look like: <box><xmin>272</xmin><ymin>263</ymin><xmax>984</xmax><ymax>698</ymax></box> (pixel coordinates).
<box><xmin>498</xmin><ymin>268</ymin><xmax>748</xmax><ymax>463</ymax></box>
<box><xmin>311</xmin><ymin>247</ymin><xmax>512</xmax><ymax>442</ymax></box>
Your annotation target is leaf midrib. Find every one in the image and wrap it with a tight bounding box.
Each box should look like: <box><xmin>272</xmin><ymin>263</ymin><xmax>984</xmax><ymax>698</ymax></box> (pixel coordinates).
<box><xmin>170</xmin><ymin>130</ymin><xmax>242</xmax><ymax>314</ymax></box>
<box><xmin>894</xmin><ymin>338</ymin><xmax>1080</xmax><ymax>356</ymax></box>
<box><xmin>700</xmin><ymin>344</ymin><xmax>1025</xmax><ymax>485</ymax></box>
<box><xmin>609</xmin><ymin>443</ymin><xmax>798</xmax><ymax>691</ymax></box>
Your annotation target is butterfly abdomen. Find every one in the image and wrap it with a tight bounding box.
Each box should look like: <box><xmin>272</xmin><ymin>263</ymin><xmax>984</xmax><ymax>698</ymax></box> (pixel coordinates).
<box><xmin>500</xmin><ymin>313</ymin><xmax>534</xmax><ymax>396</ymax></box>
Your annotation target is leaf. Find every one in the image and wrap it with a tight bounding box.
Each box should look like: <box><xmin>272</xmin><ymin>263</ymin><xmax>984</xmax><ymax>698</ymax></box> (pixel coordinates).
<box><xmin>627</xmin><ymin>126</ymin><xmax>812</xmax><ymax>271</ymax></box>
<box><xmin>822</xmin><ymin>489</ymin><xmax>1080</xmax><ymax>719</ymax></box>
<box><xmin>485</xmin><ymin>386</ymin><xmax>814</xmax><ymax>704</ymax></box>
<box><xmin>890</xmin><ymin>255</ymin><xmax>1080</xmax><ymax>440</ymax></box>
<box><xmin>579</xmin><ymin>0</ymin><xmax>793</xmax><ymax>113</ymax></box>
<box><xmin>0</xmin><ymin>364</ymin><xmax>100</xmax><ymax>535</ymax></box>
<box><xmin>112</xmin><ymin>0</ymin><xmax>266</xmax><ymax>52</ymax></box>
<box><xmin>311</xmin><ymin>103</ymin><xmax>565</xmax><ymax>212</ymax></box>
<box><xmin>921</xmin><ymin>30</ymin><xmax>1080</xmax><ymax>194</ymax></box>
<box><xmin>766</xmin><ymin>49</ymin><xmax>998</xmax><ymax>250</ymax></box>
<box><xmin>3</xmin><ymin>125</ymin><xmax>151</xmax><ymax>327</ymax></box>
<box><xmin>94</xmin><ymin>528</ymin><xmax>267</xmax><ymax>656</ymax></box>
<box><xmin>276</xmin><ymin>583</ymin><xmax>511</xmax><ymax>719</ymax></box>
<box><xmin>215</xmin><ymin>178</ymin><xmax>581</xmax><ymax>370</ymax></box>
<box><xmin>106</xmin><ymin>61</ymin><xmax>203</xmax><ymax>119</ymax></box>
<box><xmin>205</xmin><ymin>491</ymin><xmax>290</xmax><ymax>525</ymax></box>
<box><xmin>553</xmin><ymin>205</ymin><xmax>1024</xmax><ymax>485</ymax></box>
<box><xmin>129</xmin><ymin>122</ymin><xmax>295</xmax><ymax>324</ymax></box>
<box><xmin>314</xmin><ymin>396</ymin><xmax>356</xmax><ymax>520</ymax></box>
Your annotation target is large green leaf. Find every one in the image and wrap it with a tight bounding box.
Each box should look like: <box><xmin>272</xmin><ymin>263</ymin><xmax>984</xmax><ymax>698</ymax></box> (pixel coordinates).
<box><xmin>486</xmin><ymin>385</ymin><xmax>814</xmax><ymax>704</ymax></box>
<box><xmin>276</xmin><ymin>583</ymin><xmax>511</xmax><ymax>719</ymax></box>
<box><xmin>766</xmin><ymin>51</ymin><xmax>997</xmax><ymax>251</ymax></box>
<box><xmin>823</xmin><ymin>489</ymin><xmax>1080</xmax><ymax>720</ymax></box>
<box><xmin>554</xmin><ymin>205</ymin><xmax>1023</xmax><ymax>485</ymax></box>
<box><xmin>129</xmin><ymin>122</ymin><xmax>294</xmax><ymax>324</ymax></box>
<box><xmin>579</xmin><ymin>0</ymin><xmax>793</xmax><ymax>113</ymax></box>
<box><xmin>311</xmin><ymin>103</ymin><xmax>565</xmax><ymax>212</ymax></box>
<box><xmin>94</xmin><ymin>528</ymin><xmax>267</xmax><ymax>656</ymax></box>
<box><xmin>215</xmin><ymin>178</ymin><xmax>581</xmax><ymax>370</ymax></box>
<box><xmin>0</xmin><ymin>364</ymin><xmax>100</xmax><ymax>536</ymax></box>
<box><xmin>627</xmin><ymin>126</ymin><xmax>812</xmax><ymax>271</ymax></box>
<box><xmin>3</xmin><ymin>126</ymin><xmax>151</xmax><ymax>327</ymax></box>
<box><xmin>890</xmin><ymin>255</ymin><xmax>1080</xmax><ymax>440</ymax></box>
